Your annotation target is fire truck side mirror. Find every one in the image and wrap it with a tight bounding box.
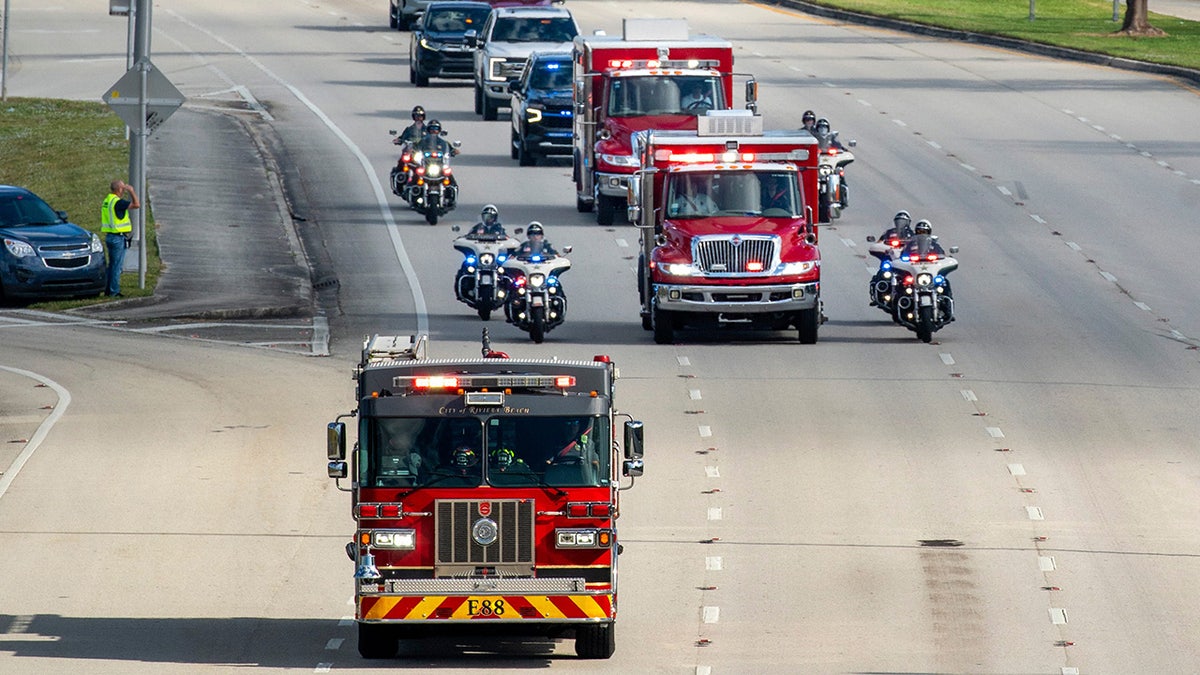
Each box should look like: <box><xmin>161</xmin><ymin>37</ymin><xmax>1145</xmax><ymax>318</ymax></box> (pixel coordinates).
<box><xmin>745</xmin><ymin>79</ymin><xmax>758</xmax><ymax>113</ymax></box>
<box><xmin>623</xmin><ymin>420</ymin><xmax>644</xmax><ymax>459</ymax></box>
<box><xmin>327</xmin><ymin>422</ymin><xmax>346</xmax><ymax>460</ymax></box>
<box><xmin>328</xmin><ymin>461</ymin><xmax>348</xmax><ymax>479</ymax></box>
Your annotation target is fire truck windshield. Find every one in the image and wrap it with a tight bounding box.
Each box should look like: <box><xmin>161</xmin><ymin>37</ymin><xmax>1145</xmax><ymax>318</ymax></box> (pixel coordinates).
<box><xmin>607</xmin><ymin>76</ymin><xmax>722</xmax><ymax>117</ymax></box>
<box><xmin>365</xmin><ymin>415</ymin><xmax>610</xmax><ymax>489</ymax></box>
<box><xmin>667</xmin><ymin>170</ymin><xmax>800</xmax><ymax>218</ymax></box>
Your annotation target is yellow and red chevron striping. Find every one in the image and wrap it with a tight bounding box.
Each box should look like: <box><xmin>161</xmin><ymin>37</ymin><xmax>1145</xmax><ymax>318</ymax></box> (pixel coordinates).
<box><xmin>361</xmin><ymin>594</ymin><xmax>613</xmax><ymax>621</ymax></box>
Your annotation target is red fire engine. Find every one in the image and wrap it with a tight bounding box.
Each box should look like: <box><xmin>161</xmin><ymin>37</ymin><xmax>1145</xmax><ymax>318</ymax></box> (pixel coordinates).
<box><xmin>630</xmin><ymin>111</ymin><xmax>824</xmax><ymax>344</ymax></box>
<box><xmin>571</xmin><ymin>18</ymin><xmax>753</xmax><ymax>225</ymax></box>
<box><xmin>327</xmin><ymin>333</ymin><xmax>645</xmax><ymax>659</ymax></box>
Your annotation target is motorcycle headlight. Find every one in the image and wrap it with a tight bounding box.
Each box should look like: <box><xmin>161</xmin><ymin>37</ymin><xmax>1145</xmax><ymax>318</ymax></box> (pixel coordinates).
<box><xmin>599</xmin><ymin>153</ymin><xmax>640</xmax><ymax>168</ymax></box>
<box><xmin>90</xmin><ymin>233</ymin><xmax>104</xmax><ymax>253</ymax></box>
<box><xmin>427</xmin><ymin>163</ymin><xmax>442</xmax><ymax>178</ymax></box>
<box><xmin>529</xmin><ymin>273</ymin><xmax>546</xmax><ymax>288</ymax></box>
<box><xmin>3</xmin><ymin>238</ymin><xmax>35</xmax><ymax>258</ymax></box>
<box><xmin>818</xmin><ymin>164</ymin><xmax>832</xmax><ymax>177</ymax></box>
<box><xmin>659</xmin><ymin>263</ymin><xmax>697</xmax><ymax>277</ymax></box>
<box><xmin>776</xmin><ymin>261</ymin><xmax>816</xmax><ymax>275</ymax></box>
<box><xmin>479</xmin><ymin>253</ymin><xmax>494</xmax><ymax>266</ymax></box>
<box><xmin>916</xmin><ymin>272</ymin><xmax>933</xmax><ymax>288</ymax></box>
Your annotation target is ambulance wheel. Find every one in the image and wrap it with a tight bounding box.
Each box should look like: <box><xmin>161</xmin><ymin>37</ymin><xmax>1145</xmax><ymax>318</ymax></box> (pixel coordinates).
<box><xmin>358</xmin><ymin>623</ymin><xmax>398</xmax><ymax>659</ymax></box>
<box><xmin>797</xmin><ymin>308</ymin><xmax>819</xmax><ymax>344</ymax></box>
<box><xmin>575</xmin><ymin>622</ymin><xmax>615</xmax><ymax>659</ymax></box>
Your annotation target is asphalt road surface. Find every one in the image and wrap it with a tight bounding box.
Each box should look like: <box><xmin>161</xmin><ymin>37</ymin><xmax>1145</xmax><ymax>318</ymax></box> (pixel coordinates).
<box><xmin>2</xmin><ymin>0</ymin><xmax>1199</xmax><ymax>672</ymax></box>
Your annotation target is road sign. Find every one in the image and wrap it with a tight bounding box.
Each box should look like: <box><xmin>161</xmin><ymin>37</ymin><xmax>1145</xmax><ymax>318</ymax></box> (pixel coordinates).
<box><xmin>102</xmin><ymin>57</ymin><xmax>184</xmax><ymax>136</ymax></box>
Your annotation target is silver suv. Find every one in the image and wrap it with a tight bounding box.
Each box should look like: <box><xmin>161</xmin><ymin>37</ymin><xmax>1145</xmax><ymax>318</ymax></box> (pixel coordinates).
<box><xmin>468</xmin><ymin>6</ymin><xmax>579</xmax><ymax>121</ymax></box>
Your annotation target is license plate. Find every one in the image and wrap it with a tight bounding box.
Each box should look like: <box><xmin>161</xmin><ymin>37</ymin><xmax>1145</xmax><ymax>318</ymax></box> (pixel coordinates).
<box><xmin>479</xmin><ymin>273</ymin><xmax>493</xmax><ymax>286</ymax></box>
<box><xmin>531</xmin><ymin>295</ymin><xmax>545</xmax><ymax>307</ymax></box>
<box><xmin>918</xmin><ymin>295</ymin><xmax>933</xmax><ymax>307</ymax></box>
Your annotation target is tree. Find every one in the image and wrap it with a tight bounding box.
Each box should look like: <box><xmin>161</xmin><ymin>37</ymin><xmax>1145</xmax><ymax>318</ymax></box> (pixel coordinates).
<box><xmin>1117</xmin><ymin>0</ymin><xmax>1166</xmax><ymax>36</ymax></box>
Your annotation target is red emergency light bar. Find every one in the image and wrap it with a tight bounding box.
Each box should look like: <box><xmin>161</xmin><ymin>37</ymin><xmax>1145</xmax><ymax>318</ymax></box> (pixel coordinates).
<box><xmin>606</xmin><ymin>58</ymin><xmax>717</xmax><ymax>70</ymax></box>
<box><xmin>660</xmin><ymin>149</ymin><xmax>757</xmax><ymax>164</ymax></box>
<box><xmin>397</xmin><ymin>374</ymin><xmax>576</xmax><ymax>391</ymax></box>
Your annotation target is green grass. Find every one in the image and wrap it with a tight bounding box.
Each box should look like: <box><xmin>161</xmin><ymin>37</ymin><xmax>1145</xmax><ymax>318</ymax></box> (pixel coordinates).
<box><xmin>807</xmin><ymin>0</ymin><xmax>1200</xmax><ymax>71</ymax></box>
<box><xmin>0</xmin><ymin>97</ymin><xmax>160</xmax><ymax>308</ymax></box>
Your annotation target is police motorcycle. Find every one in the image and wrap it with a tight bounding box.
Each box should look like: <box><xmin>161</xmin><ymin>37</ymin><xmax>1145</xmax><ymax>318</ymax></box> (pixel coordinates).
<box><xmin>889</xmin><ymin>223</ymin><xmax>958</xmax><ymax>343</ymax></box>
<box><xmin>387</xmin><ymin>131</ymin><xmax>420</xmax><ymax>201</ymax></box>
<box><xmin>813</xmin><ymin>120</ymin><xmax>856</xmax><ymax>223</ymax></box>
<box><xmin>450</xmin><ymin>222</ymin><xmax>521</xmax><ymax>321</ymax></box>
<box><xmin>504</xmin><ymin>231</ymin><xmax>572</xmax><ymax>344</ymax></box>
<box><xmin>407</xmin><ymin>120</ymin><xmax>461</xmax><ymax>225</ymax></box>
<box><xmin>866</xmin><ymin>212</ymin><xmax>916</xmax><ymax>319</ymax></box>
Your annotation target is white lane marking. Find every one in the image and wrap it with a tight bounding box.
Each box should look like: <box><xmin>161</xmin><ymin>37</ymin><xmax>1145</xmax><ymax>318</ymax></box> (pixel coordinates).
<box><xmin>1099</xmin><ymin>271</ymin><xmax>1118</xmax><ymax>283</ymax></box>
<box><xmin>1062</xmin><ymin>108</ymin><xmax>1074</xmax><ymax>115</ymax></box>
<box><xmin>927</xmin><ymin>140</ymin><xmax>941</xmax><ymax>149</ymax></box>
<box><xmin>1065</xmin><ymin>241</ymin><xmax>1082</xmax><ymax>251</ymax></box>
<box><xmin>314</xmin><ymin>665</ymin><xmax>332</xmax><ymax>673</ymax></box>
<box><xmin>961</xmin><ymin>390</ymin><xmax>977</xmax><ymax>402</ymax></box>
<box><xmin>997</xmin><ymin>186</ymin><xmax>1012</xmax><ymax>196</ymax></box>
<box><xmin>698</xmin><ymin>426</ymin><xmax>712</xmax><ymax>438</ymax></box>
<box><xmin>311</xmin><ymin>316</ymin><xmax>330</xmax><ymax>357</ymax></box>
<box><xmin>1191</xmin><ymin>179</ymin><xmax>1200</xmax><ymax>185</ymax></box>
<box><xmin>165</xmin><ymin>9</ymin><xmax>429</xmax><ymax>336</ymax></box>
<box><xmin>752</xmin><ymin>51</ymin><xmax>765</xmax><ymax>57</ymax></box>
<box><xmin>338</xmin><ymin>616</ymin><xmax>354</xmax><ymax>626</ymax></box>
<box><xmin>1008</xmin><ymin>464</ymin><xmax>1026</xmax><ymax>476</ymax></box>
<box><xmin>1064</xmin><ymin>668</ymin><xmax>1081</xmax><ymax>675</ymax></box>
<box><xmin>1174</xmin><ymin>170</ymin><xmax>1186</xmax><ymax>176</ymax></box>
<box><xmin>788</xmin><ymin>65</ymin><xmax>804</xmax><ymax>72</ymax></box>
<box><xmin>1030</xmin><ymin>214</ymin><xmax>1046</xmax><ymax>224</ymax></box>
<box><xmin>1039</xmin><ymin>556</ymin><xmax>1057</xmax><ymax>571</ymax></box>
<box><xmin>705</xmin><ymin>556</ymin><xmax>723</xmax><ymax>571</ymax></box>
<box><xmin>1076</xmin><ymin>116</ymin><xmax>1089</xmax><ymax>123</ymax></box>
<box><xmin>702</xmin><ymin>606</ymin><xmax>720</xmax><ymax>623</ymax></box>
<box><xmin>986</xmin><ymin>427</ymin><xmax>1005</xmax><ymax>438</ymax></box>
<box><xmin>615</xmin><ymin>238</ymin><xmax>628</xmax><ymax>247</ymax></box>
<box><xmin>697</xmin><ymin>667</ymin><xmax>713</xmax><ymax>675</ymax></box>
<box><xmin>707</xmin><ymin>507</ymin><xmax>722</xmax><ymax>521</ymax></box>
<box><xmin>705</xmin><ymin>466</ymin><xmax>720</xmax><ymax>478</ymax></box>
<box><xmin>1171</xmin><ymin>329</ymin><xmax>1187</xmax><ymax>340</ymax></box>
<box><xmin>1110</xmin><ymin>133</ymin><xmax>1122</xmax><ymax>141</ymax></box>
<box><xmin>1092</xmin><ymin>125</ymin><xmax>1105</xmax><ymax>131</ymax></box>
<box><xmin>1140</xmin><ymin>151</ymin><xmax>1153</xmax><ymax>158</ymax></box>
<box><xmin>325</xmin><ymin>638</ymin><xmax>344</xmax><ymax>650</ymax></box>
<box><xmin>1049</xmin><ymin>608</ymin><xmax>1068</xmax><ymax>625</ymax></box>
<box><xmin>939</xmin><ymin>353</ymin><xmax>955</xmax><ymax>365</ymax></box>
<box><xmin>840</xmin><ymin>237</ymin><xmax>856</xmax><ymax>248</ymax></box>
<box><xmin>1134</xmin><ymin>301</ymin><xmax>1152</xmax><ymax>311</ymax></box>
<box><xmin>1026</xmin><ymin>506</ymin><xmax>1045</xmax><ymax>520</ymax></box>
<box><xmin>0</xmin><ymin>367</ymin><xmax>70</xmax><ymax>501</ymax></box>
<box><xmin>1156</xmin><ymin>160</ymin><xmax>1170</xmax><ymax>168</ymax></box>
<box><xmin>677</xmin><ymin>356</ymin><xmax>691</xmax><ymax>367</ymax></box>
<box><xmin>689</xmin><ymin>389</ymin><xmax>702</xmax><ymax>400</ymax></box>
<box><xmin>892</xmin><ymin>118</ymin><xmax>907</xmax><ymax>127</ymax></box>
<box><xmin>857</xmin><ymin>99</ymin><xmax>872</xmax><ymax>107</ymax></box>
<box><xmin>960</xmin><ymin>163</ymin><xmax>976</xmax><ymax>172</ymax></box>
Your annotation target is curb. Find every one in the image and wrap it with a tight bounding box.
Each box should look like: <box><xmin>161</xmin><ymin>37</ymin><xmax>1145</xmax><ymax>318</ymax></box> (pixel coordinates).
<box><xmin>769</xmin><ymin>0</ymin><xmax>1200</xmax><ymax>88</ymax></box>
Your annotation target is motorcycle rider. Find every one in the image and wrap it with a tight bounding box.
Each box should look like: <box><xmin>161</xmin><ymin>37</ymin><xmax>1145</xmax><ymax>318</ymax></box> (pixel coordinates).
<box><xmin>415</xmin><ymin>119</ymin><xmax>459</xmax><ymax>158</ymax></box>
<box><xmin>515</xmin><ymin>221</ymin><xmax>558</xmax><ymax>258</ymax></box>
<box><xmin>868</xmin><ymin>210</ymin><xmax>916</xmax><ymax>307</ymax></box>
<box><xmin>901</xmin><ymin>219</ymin><xmax>954</xmax><ymax>307</ymax></box>
<box><xmin>396</xmin><ymin>105</ymin><xmax>427</xmax><ymax>144</ymax></box>
<box><xmin>801</xmin><ymin>109</ymin><xmax>816</xmax><ymax>131</ymax></box>
<box><xmin>467</xmin><ymin>204</ymin><xmax>507</xmax><ymax>237</ymax></box>
<box><xmin>813</xmin><ymin>117</ymin><xmax>849</xmax><ymax>208</ymax></box>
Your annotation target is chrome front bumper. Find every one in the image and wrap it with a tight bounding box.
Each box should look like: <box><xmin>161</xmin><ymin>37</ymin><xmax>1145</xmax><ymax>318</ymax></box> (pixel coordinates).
<box><xmin>655</xmin><ymin>282</ymin><xmax>819</xmax><ymax>313</ymax></box>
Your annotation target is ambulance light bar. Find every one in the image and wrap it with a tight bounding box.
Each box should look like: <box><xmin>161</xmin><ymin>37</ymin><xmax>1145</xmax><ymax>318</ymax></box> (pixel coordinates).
<box><xmin>396</xmin><ymin>374</ymin><xmax>577</xmax><ymax>391</ymax></box>
<box><xmin>655</xmin><ymin>149</ymin><xmax>810</xmax><ymax>163</ymax></box>
<box><xmin>606</xmin><ymin>58</ymin><xmax>718</xmax><ymax>70</ymax></box>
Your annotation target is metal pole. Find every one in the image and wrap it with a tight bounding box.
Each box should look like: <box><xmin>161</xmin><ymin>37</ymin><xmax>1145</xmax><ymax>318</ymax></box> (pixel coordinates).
<box><xmin>1113</xmin><ymin>0</ymin><xmax>1120</xmax><ymax>22</ymax></box>
<box><xmin>2</xmin><ymin>0</ymin><xmax>11</xmax><ymax>101</ymax></box>
<box><xmin>1029</xmin><ymin>0</ymin><xmax>1036</xmax><ymax>22</ymax></box>
<box><xmin>125</xmin><ymin>4</ymin><xmax>134</xmax><ymax>141</ymax></box>
<box><xmin>130</xmin><ymin>0</ymin><xmax>150</xmax><ymax>289</ymax></box>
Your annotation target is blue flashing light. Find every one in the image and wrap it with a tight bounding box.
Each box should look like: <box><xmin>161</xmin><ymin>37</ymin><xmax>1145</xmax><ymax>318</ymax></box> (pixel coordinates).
<box><xmin>466</xmin><ymin>255</ymin><xmax>477</xmax><ymax>264</ymax></box>
<box><xmin>530</xmin><ymin>255</ymin><xmax>543</xmax><ymax>262</ymax></box>
<box><xmin>545</xmin><ymin>63</ymin><xmax>560</xmax><ymax>70</ymax></box>
<box><xmin>934</xmin><ymin>275</ymin><xmax>946</xmax><ymax>285</ymax></box>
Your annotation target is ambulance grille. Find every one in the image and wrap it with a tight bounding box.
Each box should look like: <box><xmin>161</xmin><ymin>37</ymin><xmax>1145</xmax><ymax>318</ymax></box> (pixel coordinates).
<box><xmin>436</xmin><ymin>499</ymin><xmax>535</xmax><ymax>566</ymax></box>
<box><xmin>693</xmin><ymin>235</ymin><xmax>779</xmax><ymax>275</ymax></box>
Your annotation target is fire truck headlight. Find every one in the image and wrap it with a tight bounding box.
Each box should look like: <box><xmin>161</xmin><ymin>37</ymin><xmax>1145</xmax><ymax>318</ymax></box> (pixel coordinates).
<box><xmin>776</xmin><ymin>261</ymin><xmax>816</xmax><ymax>275</ymax></box>
<box><xmin>598</xmin><ymin>153</ymin><xmax>641</xmax><ymax>168</ymax></box>
<box><xmin>371</xmin><ymin>529</ymin><xmax>416</xmax><ymax>550</ymax></box>
<box><xmin>660</xmin><ymin>263</ymin><xmax>697</xmax><ymax>277</ymax></box>
<box><xmin>555</xmin><ymin>528</ymin><xmax>613</xmax><ymax>549</ymax></box>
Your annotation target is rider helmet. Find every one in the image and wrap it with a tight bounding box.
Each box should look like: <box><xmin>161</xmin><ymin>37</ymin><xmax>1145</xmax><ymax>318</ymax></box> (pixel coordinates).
<box><xmin>411</xmin><ymin>105</ymin><xmax>426</xmax><ymax>120</ymax></box>
<box><xmin>893</xmin><ymin>210</ymin><xmax>912</xmax><ymax>229</ymax></box>
<box><xmin>426</xmin><ymin>119</ymin><xmax>443</xmax><ymax>135</ymax></box>
<box><xmin>815</xmin><ymin>118</ymin><xmax>830</xmax><ymax>134</ymax></box>
<box><xmin>481</xmin><ymin>204</ymin><xmax>499</xmax><ymax>224</ymax></box>
<box><xmin>493</xmin><ymin>447</ymin><xmax>516</xmax><ymax>470</ymax></box>
<box><xmin>526</xmin><ymin>221</ymin><xmax>544</xmax><ymax>237</ymax></box>
<box><xmin>452</xmin><ymin>445</ymin><xmax>478</xmax><ymax>468</ymax></box>
<box><xmin>801</xmin><ymin>110</ymin><xmax>816</xmax><ymax>126</ymax></box>
<box><xmin>914</xmin><ymin>219</ymin><xmax>933</xmax><ymax>235</ymax></box>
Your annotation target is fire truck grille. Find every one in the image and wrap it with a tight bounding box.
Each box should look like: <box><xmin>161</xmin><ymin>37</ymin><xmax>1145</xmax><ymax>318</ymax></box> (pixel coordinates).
<box><xmin>436</xmin><ymin>500</ymin><xmax>535</xmax><ymax>569</ymax></box>
<box><xmin>693</xmin><ymin>236</ymin><xmax>779</xmax><ymax>275</ymax></box>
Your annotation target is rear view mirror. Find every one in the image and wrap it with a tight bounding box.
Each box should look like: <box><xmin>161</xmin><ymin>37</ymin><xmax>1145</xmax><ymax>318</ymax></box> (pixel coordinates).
<box><xmin>327</xmin><ymin>422</ymin><xmax>346</xmax><ymax>460</ymax></box>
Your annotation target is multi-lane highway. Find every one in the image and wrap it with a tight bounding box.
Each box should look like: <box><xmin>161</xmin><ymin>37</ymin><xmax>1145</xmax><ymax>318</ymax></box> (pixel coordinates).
<box><xmin>2</xmin><ymin>0</ymin><xmax>1199</xmax><ymax>672</ymax></box>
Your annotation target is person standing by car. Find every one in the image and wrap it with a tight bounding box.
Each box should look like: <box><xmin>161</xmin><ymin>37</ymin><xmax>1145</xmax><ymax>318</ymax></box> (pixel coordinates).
<box><xmin>100</xmin><ymin>179</ymin><xmax>139</xmax><ymax>297</ymax></box>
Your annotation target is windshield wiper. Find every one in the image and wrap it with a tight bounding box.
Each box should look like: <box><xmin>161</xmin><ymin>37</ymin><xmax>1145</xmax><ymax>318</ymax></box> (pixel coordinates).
<box><xmin>395</xmin><ymin>469</ymin><xmax>479</xmax><ymax>499</ymax></box>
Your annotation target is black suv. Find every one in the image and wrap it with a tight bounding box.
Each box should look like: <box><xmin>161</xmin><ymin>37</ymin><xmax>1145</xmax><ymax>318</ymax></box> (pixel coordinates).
<box><xmin>410</xmin><ymin>2</ymin><xmax>493</xmax><ymax>86</ymax></box>
<box><xmin>508</xmin><ymin>51</ymin><xmax>573</xmax><ymax>166</ymax></box>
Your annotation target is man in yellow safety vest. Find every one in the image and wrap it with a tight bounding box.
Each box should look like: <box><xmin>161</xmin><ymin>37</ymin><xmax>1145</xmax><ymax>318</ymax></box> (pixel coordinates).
<box><xmin>100</xmin><ymin>179</ymin><xmax>140</xmax><ymax>297</ymax></box>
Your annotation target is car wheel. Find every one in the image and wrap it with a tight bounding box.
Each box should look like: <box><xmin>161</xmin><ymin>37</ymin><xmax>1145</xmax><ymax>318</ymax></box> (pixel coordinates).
<box><xmin>482</xmin><ymin>95</ymin><xmax>498</xmax><ymax>121</ymax></box>
<box><xmin>518</xmin><ymin>137</ymin><xmax>535</xmax><ymax>166</ymax></box>
<box><xmin>474</xmin><ymin>84</ymin><xmax>483</xmax><ymax>115</ymax></box>
<box><xmin>510</xmin><ymin>129</ymin><xmax>519</xmax><ymax>160</ymax></box>
<box><xmin>415</xmin><ymin>70</ymin><xmax>429</xmax><ymax>87</ymax></box>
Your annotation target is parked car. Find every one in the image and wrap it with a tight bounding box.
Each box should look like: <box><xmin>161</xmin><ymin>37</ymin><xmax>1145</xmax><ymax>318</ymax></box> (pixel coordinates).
<box><xmin>0</xmin><ymin>185</ymin><xmax>106</xmax><ymax>303</ymax></box>
<box><xmin>467</xmin><ymin>5</ymin><xmax>579</xmax><ymax>120</ymax></box>
<box><xmin>410</xmin><ymin>2</ymin><xmax>493</xmax><ymax>86</ymax></box>
<box><xmin>509</xmin><ymin>51</ymin><xmax>573</xmax><ymax>165</ymax></box>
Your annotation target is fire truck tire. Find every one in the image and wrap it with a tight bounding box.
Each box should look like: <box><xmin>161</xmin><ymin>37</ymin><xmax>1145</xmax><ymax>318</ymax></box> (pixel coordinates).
<box><xmin>576</xmin><ymin>195</ymin><xmax>594</xmax><ymax>213</ymax></box>
<box><xmin>596</xmin><ymin>194</ymin><xmax>618</xmax><ymax>226</ymax></box>
<box><xmin>651</xmin><ymin>301</ymin><xmax>674</xmax><ymax>344</ymax></box>
<box><xmin>797</xmin><ymin>308</ymin><xmax>819</xmax><ymax>344</ymax></box>
<box><xmin>357</xmin><ymin>623</ymin><xmax>398</xmax><ymax>659</ymax></box>
<box><xmin>575</xmin><ymin>622</ymin><xmax>616</xmax><ymax>659</ymax></box>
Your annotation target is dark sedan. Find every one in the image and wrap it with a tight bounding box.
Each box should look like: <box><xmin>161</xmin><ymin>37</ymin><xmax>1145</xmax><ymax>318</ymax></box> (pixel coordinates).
<box><xmin>410</xmin><ymin>2</ymin><xmax>492</xmax><ymax>87</ymax></box>
<box><xmin>0</xmin><ymin>185</ymin><xmax>106</xmax><ymax>303</ymax></box>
